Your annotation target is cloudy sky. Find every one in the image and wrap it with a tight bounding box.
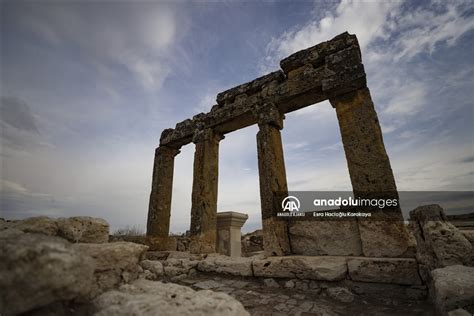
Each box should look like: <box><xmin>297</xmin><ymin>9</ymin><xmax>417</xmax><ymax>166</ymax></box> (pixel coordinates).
<box><xmin>1</xmin><ymin>0</ymin><xmax>473</xmax><ymax>233</ymax></box>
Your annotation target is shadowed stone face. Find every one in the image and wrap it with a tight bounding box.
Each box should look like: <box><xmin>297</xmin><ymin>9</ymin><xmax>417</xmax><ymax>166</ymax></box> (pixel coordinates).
<box><xmin>330</xmin><ymin>88</ymin><xmax>410</xmax><ymax>257</ymax></box>
<box><xmin>257</xmin><ymin>121</ymin><xmax>291</xmax><ymax>256</ymax></box>
<box><xmin>148</xmin><ymin>32</ymin><xmax>407</xmax><ymax>257</ymax></box>
<box><xmin>189</xmin><ymin>128</ymin><xmax>224</xmax><ymax>254</ymax></box>
<box><xmin>147</xmin><ymin>146</ymin><xmax>180</xmax><ymax>240</ymax></box>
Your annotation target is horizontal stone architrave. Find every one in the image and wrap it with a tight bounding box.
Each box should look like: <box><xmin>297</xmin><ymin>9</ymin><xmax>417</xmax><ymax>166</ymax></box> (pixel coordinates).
<box><xmin>159</xmin><ymin>32</ymin><xmax>366</xmax><ymax>148</ymax></box>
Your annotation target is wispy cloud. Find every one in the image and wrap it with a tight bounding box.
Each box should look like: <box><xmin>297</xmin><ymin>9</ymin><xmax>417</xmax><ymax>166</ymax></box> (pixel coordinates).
<box><xmin>14</xmin><ymin>2</ymin><xmax>184</xmax><ymax>92</ymax></box>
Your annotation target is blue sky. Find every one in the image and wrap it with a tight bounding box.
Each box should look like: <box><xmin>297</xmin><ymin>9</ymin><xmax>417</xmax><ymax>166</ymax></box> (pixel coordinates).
<box><xmin>1</xmin><ymin>0</ymin><xmax>473</xmax><ymax>233</ymax></box>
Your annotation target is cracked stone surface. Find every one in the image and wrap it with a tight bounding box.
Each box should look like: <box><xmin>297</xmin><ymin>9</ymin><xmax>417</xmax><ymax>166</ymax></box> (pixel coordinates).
<box><xmin>161</xmin><ymin>272</ymin><xmax>434</xmax><ymax>316</ymax></box>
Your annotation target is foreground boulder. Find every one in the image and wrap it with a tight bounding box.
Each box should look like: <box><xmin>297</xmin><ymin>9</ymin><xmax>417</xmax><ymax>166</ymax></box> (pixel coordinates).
<box><xmin>94</xmin><ymin>279</ymin><xmax>249</xmax><ymax>316</ymax></box>
<box><xmin>57</xmin><ymin>216</ymin><xmax>109</xmax><ymax>243</ymax></box>
<box><xmin>431</xmin><ymin>265</ymin><xmax>474</xmax><ymax>315</ymax></box>
<box><xmin>9</xmin><ymin>216</ymin><xmax>110</xmax><ymax>243</ymax></box>
<box><xmin>410</xmin><ymin>204</ymin><xmax>473</xmax><ymax>279</ymax></box>
<box><xmin>11</xmin><ymin>216</ymin><xmax>59</xmax><ymax>236</ymax></box>
<box><xmin>0</xmin><ymin>229</ymin><xmax>95</xmax><ymax>315</ymax></box>
<box><xmin>74</xmin><ymin>241</ymin><xmax>148</xmax><ymax>296</ymax></box>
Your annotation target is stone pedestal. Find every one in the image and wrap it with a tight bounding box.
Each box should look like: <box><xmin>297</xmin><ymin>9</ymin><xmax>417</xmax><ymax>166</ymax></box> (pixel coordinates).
<box><xmin>146</xmin><ymin>146</ymin><xmax>180</xmax><ymax>243</ymax></box>
<box><xmin>216</xmin><ymin>212</ymin><xmax>248</xmax><ymax>257</ymax></box>
<box><xmin>189</xmin><ymin>128</ymin><xmax>223</xmax><ymax>254</ymax></box>
<box><xmin>330</xmin><ymin>88</ymin><xmax>410</xmax><ymax>257</ymax></box>
<box><xmin>255</xmin><ymin>104</ymin><xmax>291</xmax><ymax>256</ymax></box>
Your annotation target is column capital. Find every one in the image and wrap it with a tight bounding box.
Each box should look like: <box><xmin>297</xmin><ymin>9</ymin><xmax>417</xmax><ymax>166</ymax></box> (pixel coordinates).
<box><xmin>217</xmin><ymin>211</ymin><xmax>248</xmax><ymax>229</ymax></box>
<box><xmin>328</xmin><ymin>87</ymin><xmax>370</xmax><ymax>109</ymax></box>
<box><xmin>192</xmin><ymin>128</ymin><xmax>224</xmax><ymax>144</ymax></box>
<box><xmin>156</xmin><ymin>145</ymin><xmax>181</xmax><ymax>158</ymax></box>
<box><xmin>252</xmin><ymin>102</ymin><xmax>285</xmax><ymax>130</ymax></box>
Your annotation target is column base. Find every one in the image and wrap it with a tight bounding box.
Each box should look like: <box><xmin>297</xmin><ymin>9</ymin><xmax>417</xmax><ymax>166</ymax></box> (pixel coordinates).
<box><xmin>145</xmin><ymin>236</ymin><xmax>177</xmax><ymax>251</ymax></box>
<box><xmin>189</xmin><ymin>232</ymin><xmax>216</xmax><ymax>254</ymax></box>
<box><xmin>262</xmin><ymin>217</ymin><xmax>292</xmax><ymax>257</ymax></box>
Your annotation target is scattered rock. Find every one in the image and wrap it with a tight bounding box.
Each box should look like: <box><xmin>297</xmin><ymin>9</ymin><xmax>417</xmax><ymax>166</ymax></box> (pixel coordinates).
<box><xmin>163</xmin><ymin>258</ymin><xmax>199</xmax><ymax>276</ymax></box>
<box><xmin>431</xmin><ymin>265</ymin><xmax>474</xmax><ymax>315</ymax></box>
<box><xmin>284</xmin><ymin>280</ymin><xmax>295</xmax><ymax>288</ymax></box>
<box><xmin>241</xmin><ymin>229</ymin><xmax>263</xmax><ymax>256</ymax></box>
<box><xmin>448</xmin><ymin>308</ymin><xmax>472</xmax><ymax>316</ymax></box>
<box><xmin>326</xmin><ymin>287</ymin><xmax>354</xmax><ymax>303</ymax></box>
<box><xmin>295</xmin><ymin>280</ymin><xmax>309</xmax><ymax>290</ymax></box>
<box><xmin>57</xmin><ymin>216</ymin><xmax>109</xmax><ymax>243</ymax></box>
<box><xmin>193</xmin><ymin>280</ymin><xmax>223</xmax><ymax>290</ymax></box>
<box><xmin>139</xmin><ymin>269</ymin><xmax>155</xmax><ymax>280</ymax></box>
<box><xmin>140</xmin><ymin>260</ymin><xmax>164</xmax><ymax>277</ymax></box>
<box><xmin>0</xmin><ymin>230</ymin><xmax>95</xmax><ymax>315</ymax></box>
<box><xmin>94</xmin><ymin>279</ymin><xmax>249</xmax><ymax>316</ymax></box>
<box><xmin>263</xmin><ymin>278</ymin><xmax>280</xmax><ymax>288</ymax></box>
<box><xmin>198</xmin><ymin>254</ymin><xmax>253</xmax><ymax>276</ymax></box>
<box><xmin>232</xmin><ymin>280</ymin><xmax>249</xmax><ymax>289</ymax></box>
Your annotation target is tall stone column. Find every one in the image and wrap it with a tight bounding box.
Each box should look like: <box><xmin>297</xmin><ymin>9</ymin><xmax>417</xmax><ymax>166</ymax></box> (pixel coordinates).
<box><xmin>255</xmin><ymin>103</ymin><xmax>292</xmax><ymax>256</ymax></box>
<box><xmin>330</xmin><ymin>87</ymin><xmax>411</xmax><ymax>257</ymax></box>
<box><xmin>189</xmin><ymin>128</ymin><xmax>224</xmax><ymax>254</ymax></box>
<box><xmin>146</xmin><ymin>145</ymin><xmax>180</xmax><ymax>250</ymax></box>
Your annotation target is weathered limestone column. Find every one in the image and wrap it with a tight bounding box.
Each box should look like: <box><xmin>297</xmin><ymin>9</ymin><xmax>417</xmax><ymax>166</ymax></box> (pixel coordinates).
<box><xmin>330</xmin><ymin>87</ymin><xmax>411</xmax><ymax>257</ymax></box>
<box><xmin>216</xmin><ymin>211</ymin><xmax>248</xmax><ymax>257</ymax></box>
<box><xmin>189</xmin><ymin>128</ymin><xmax>224</xmax><ymax>254</ymax></box>
<box><xmin>146</xmin><ymin>145</ymin><xmax>180</xmax><ymax>250</ymax></box>
<box><xmin>255</xmin><ymin>103</ymin><xmax>292</xmax><ymax>256</ymax></box>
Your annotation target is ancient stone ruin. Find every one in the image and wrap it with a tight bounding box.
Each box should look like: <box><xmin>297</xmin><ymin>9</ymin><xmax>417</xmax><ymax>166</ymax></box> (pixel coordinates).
<box><xmin>146</xmin><ymin>32</ymin><xmax>410</xmax><ymax>257</ymax></box>
<box><xmin>2</xmin><ymin>32</ymin><xmax>472</xmax><ymax>316</ymax></box>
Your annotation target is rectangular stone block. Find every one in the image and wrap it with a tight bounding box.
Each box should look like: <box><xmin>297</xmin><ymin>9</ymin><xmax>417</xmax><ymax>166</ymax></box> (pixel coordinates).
<box><xmin>347</xmin><ymin>257</ymin><xmax>422</xmax><ymax>285</ymax></box>
<box><xmin>252</xmin><ymin>256</ymin><xmax>347</xmax><ymax>281</ymax></box>
<box><xmin>288</xmin><ymin>221</ymin><xmax>362</xmax><ymax>256</ymax></box>
<box><xmin>197</xmin><ymin>254</ymin><xmax>253</xmax><ymax>276</ymax></box>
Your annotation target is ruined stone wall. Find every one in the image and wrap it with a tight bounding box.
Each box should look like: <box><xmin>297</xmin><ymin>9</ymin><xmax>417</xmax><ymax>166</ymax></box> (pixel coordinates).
<box><xmin>147</xmin><ymin>32</ymin><xmax>409</xmax><ymax>257</ymax></box>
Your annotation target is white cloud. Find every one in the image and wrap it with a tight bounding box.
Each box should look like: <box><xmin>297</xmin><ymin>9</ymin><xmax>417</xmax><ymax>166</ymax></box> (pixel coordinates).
<box><xmin>384</xmin><ymin>82</ymin><xmax>427</xmax><ymax>116</ymax></box>
<box><xmin>16</xmin><ymin>3</ymin><xmax>182</xmax><ymax>92</ymax></box>
<box><xmin>194</xmin><ymin>91</ymin><xmax>217</xmax><ymax>113</ymax></box>
<box><xmin>389</xmin><ymin>1</ymin><xmax>474</xmax><ymax>60</ymax></box>
<box><xmin>262</xmin><ymin>0</ymin><xmax>399</xmax><ymax>70</ymax></box>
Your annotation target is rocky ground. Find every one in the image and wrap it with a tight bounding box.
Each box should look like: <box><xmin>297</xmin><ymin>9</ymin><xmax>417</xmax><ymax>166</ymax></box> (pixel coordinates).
<box><xmin>167</xmin><ymin>273</ymin><xmax>434</xmax><ymax>315</ymax></box>
<box><xmin>1</xmin><ymin>212</ymin><xmax>473</xmax><ymax>316</ymax></box>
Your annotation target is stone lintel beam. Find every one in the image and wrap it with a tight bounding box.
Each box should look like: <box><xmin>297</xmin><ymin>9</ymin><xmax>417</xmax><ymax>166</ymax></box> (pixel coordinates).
<box><xmin>146</xmin><ymin>145</ymin><xmax>181</xmax><ymax>242</ymax></box>
<box><xmin>159</xmin><ymin>32</ymin><xmax>367</xmax><ymax>148</ymax></box>
<box><xmin>330</xmin><ymin>87</ymin><xmax>410</xmax><ymax>258</ymax></box>
<box><xmin>189</xmin><ymin>128</ymin><xmax>224</xmax><ymax>254</ymax></box>
<box><xmin>216</xmin><ymin>70</ymin><xmax>286</xmax><ymax>106</ymax></box>
<box><xmin>255</xmin><ymin>105</ymin><xmax>291</xmax><ymax>256</ymax></box>
<box><xmin>280</xmin><ymin>31</ymin><xmax>358</xmax><ymax>74</ymax></box>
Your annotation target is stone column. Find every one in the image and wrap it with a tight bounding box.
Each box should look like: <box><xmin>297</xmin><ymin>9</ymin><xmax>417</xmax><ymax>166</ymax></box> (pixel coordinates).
<box><xmin>255</xmin><ymin>103</ymin><xmax>292</xmax><ymax>256</ymax></box>
<box><xmin>217</xmin><ymin>211</ymin><xmax>248</xmax><ymax>257</ymax></box>
<box><xmin>146</xmin><ymin>145</ymin><xmax>180</xmax><ymax>250</ymax></box>
<box><xmin>189</xmin><ymin>128</ymin><xmax>224</xmax><ymax>254</ymax></box>
<box><xmin>330</xmin><ymin>87</ymin><xmax>411</xmax><ymax>257</ymax></box>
